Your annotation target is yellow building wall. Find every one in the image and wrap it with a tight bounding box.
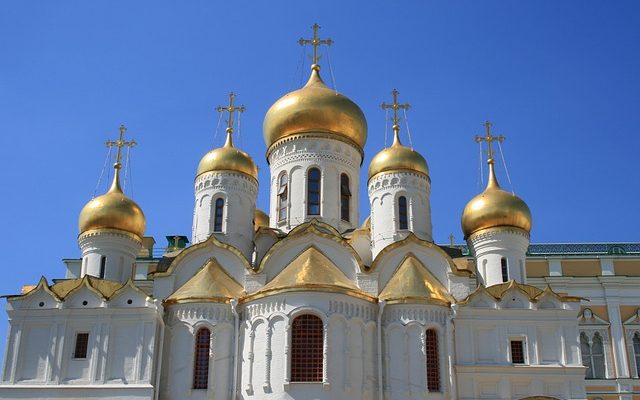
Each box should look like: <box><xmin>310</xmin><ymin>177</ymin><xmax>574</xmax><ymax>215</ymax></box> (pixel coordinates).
<box><xmin>562</xmin><ymin>260</ymin><xmax>601</xmax><ymax>276</ymax></box>
<box><xmin>614</xmin><ymin>260</ymin><xmax>640</xmax><ymax>276</ymax></box>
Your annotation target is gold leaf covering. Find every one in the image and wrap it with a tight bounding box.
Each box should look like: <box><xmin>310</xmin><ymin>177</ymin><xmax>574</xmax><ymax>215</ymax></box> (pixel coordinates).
<box><xmin>196</xmin><ymin>133</ymin><xmax>258</xmax><ymax>180</ymax></box>
<box><xmin>165</xmin><ymin>258</ymin><xmax>244</xmax><ymax>304</ymax></box>
<box><xmin>254</xmin><ymin>208</ymin><xmax>270</xmax><ymax>230</ymax></box>
<box><xmin>379</xmin><ymin>254</ymin><xmax>453</xmax><ymax>305</ymax></box>
<box><xmin>367</xmin><ymin>133</ymin><xmax>429</xmax><ymax>181</ymax></box>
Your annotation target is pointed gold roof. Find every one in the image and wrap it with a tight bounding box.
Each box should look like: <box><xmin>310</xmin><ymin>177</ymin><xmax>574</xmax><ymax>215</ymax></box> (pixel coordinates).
<box><xmin>246</xmin><ymin>247</ymin><xmax>375</xmax><ymax>302</ymax></box>
<box><xmin>457</xmin><ymin>280</ymin><xmax>584</xmax><ymax>305</ymax></box>
<box><xmin>379</xmin><ymin>254</ymin><xmax>453</xmax><ymax>305</ymax></box>
<box><xmin>5</xmin><ymin>275</ymin><xmax>130</xmax><ymax>301</ymax></box>
<box><xmin>165</xmin><ymin>258</ymin><xmax>244</xmax><ymax>304</ymax></box>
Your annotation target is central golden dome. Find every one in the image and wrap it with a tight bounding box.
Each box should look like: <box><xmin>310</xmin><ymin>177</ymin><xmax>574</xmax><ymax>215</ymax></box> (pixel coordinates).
<box><xmin>79</xmin><ymin>167</ymin><xmax>146</xmax><ymax>239</ymax></box>
<box><xmin>197</xmin><ymin>130</ymin><xmax>258</xmax><ymax>180</ymax></box>
<box><xmin>368</xmin><ymin>129</ymin><xmax>429</xmax><ymax>180</ymax></box>
<box><xmin>461</xmin><ymin>161</ymin><xmax>532</xmax><ymax>238</ymax></box>
<box><xmin>263</xmin><ymin>65</ymin><xmax>367</xmax><ymax>155</ymax></box>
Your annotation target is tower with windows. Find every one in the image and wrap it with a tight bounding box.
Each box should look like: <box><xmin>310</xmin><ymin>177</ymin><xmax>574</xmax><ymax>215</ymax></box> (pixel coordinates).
<box><xmin>368</xmin><ymin>90</ymin><xmax>432</xmax><ymax>258</ymax></box>
<box><xmin>192</xmin><ymin>93</ymin><xmax>258</xmax><ymax>258</ymax></box>
<box><xmin>461</xmin><ymin>122</ymin><xmax>532</xmax><ymax>286</ymax></box>
<box><xmin>77</xmin><ymin>125</ymin><xmax>146</xmax><ymax>283</ymax></box>
<box><xmin>263</xmin><ymin>25</ymin><xmax>366</xmax><ymax>233</ymax></box>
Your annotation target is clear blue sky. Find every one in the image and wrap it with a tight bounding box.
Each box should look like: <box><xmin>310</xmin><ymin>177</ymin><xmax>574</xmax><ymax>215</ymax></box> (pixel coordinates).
<box><xmin>0</xmin><ymin>1</ymin><xmax>639</xmax><ymax>356</ymax></box>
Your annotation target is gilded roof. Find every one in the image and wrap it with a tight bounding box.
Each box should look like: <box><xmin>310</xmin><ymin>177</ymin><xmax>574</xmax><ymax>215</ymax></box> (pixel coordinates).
<box><xmin>6</xmin><ymin>275</ymin><xmax>134</xmax><ymax>301</ymax></box>
<box><xmin>245</xmin><ymin>246</ymin><xmax>375</xmax><ymax>302</ymax></box>
<box><xmin>379</xmin><ymin>254</ymin><xmax>454</xmax><ymax>305</ymax></box>
<box><xmin>458</xmin><ymin>280</ymin><xmax>583</xmax><ymax>305</ymax></box>
<box><xmin>368</xmin><ymin>132</ymin><xmax>429</xmax><ymax>181</ymax></box>
<box><xmin>165</xmin><ymin>258</ymin><xmax>244</xmax><ymax>304</ymax></box>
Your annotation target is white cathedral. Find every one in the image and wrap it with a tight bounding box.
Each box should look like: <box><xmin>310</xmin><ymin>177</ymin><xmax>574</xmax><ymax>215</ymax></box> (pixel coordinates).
<box><xmin>3</xmin><ymin>27</ymin><xmax>640</xmax><ymax>400</ymax></box>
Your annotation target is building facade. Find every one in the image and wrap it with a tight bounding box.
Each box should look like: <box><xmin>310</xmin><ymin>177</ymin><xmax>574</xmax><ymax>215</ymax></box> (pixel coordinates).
<box><xmin>1</xmin><ymin>28</ymin><xmax>639</xmax><ymax>400</ymax></box>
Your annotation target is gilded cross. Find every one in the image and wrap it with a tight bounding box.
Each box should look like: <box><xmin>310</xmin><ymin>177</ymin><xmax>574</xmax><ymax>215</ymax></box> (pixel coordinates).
<box><xmin>381</xmin><ymin>89</ymin><xmax>411</xmax><ymax>134</ymax></box>
<box><xmin>105</xmin><ymin>124</ymin><xmax>136</xmax><ymax>169</ymax></box>
<box><xmin>216</xmin><ymin>92</ymin><xmax>245</xmax><ymax>135</ymax></box>
<box><xmin>298</xmin><ymin>23</ymin><xmax>334</xmax><ymax>66</ymax></box>
<box><xmin>448</xmin><ymin>233</ymin><xmax>455</xmax><ymax>246</ymax></box>
<box><xmin>475</xmin><ymin>121</ymin><xmax>505</xmax><ymax>161</ymax></box>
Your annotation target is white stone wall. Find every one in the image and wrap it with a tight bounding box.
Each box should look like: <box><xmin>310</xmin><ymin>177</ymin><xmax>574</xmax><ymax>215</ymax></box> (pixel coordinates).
<box><xmin>368</xmin><ymin>171</ymin><xmax>432</xmax><ymax>259</ymax></box>
<box><xmin>78</xmin><ymin>230</ymin><xmax>142</xmax><ymax>283</ymax></box>
<box><xmin>467</xmin><ymin>228</ymin><xmax>530</xmax><ymax>286</ymax></box>
<box><xmin>267</xmin><ymin>136</ymin><xmax>362</xmax><ymax>233</ymax></box>
<box><xmin>192</xmin><ymin>170</ymin><xmax>258</xmax><ymax>258</ymax></box>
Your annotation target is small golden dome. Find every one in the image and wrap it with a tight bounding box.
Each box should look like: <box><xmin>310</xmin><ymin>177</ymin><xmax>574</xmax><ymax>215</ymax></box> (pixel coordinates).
<box><xmin>461</xmin><ymin>161</ymin><xmax>532</xmax><ymax>238</ymax></box>
<box><xmin>263</xmin><ymin>65</ymin><xmax>367</xmax><ymax>155</ymax></box>
<box><xmin>254</xmin><ymin>209</ymin><xmax>269</xmax><ymax>230</ymax></box>
<box><xmin>197</xmin><ymin>130</ymin><xmax>258</xmax><ymax>180</ymax></box>
<box><xmin>368</xmin><ymin>129</ymin><xmax>429</xmax><ymax>180</ymax></box>
<box><xmin>79</xmin><ymin>167</ymin><xmax>146</xmax><ymax>239</ymax></box>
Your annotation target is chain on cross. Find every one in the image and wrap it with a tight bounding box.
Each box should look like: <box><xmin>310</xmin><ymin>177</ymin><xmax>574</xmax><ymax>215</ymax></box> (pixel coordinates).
<box><xmin>381</xmin><ymin>89</ymin><xmax>411</xmax><ymax>135</ymax></box>
<box><xmin>216</xmin><ymin>92</ymin><xmax>245</xmax><ymax>135</ymax></box>
<box><xmin>105</xmin><ymin>125</ymin><xmax>136</xmax><ymax>169</ymax></box>
<box><xmin>298</xmin><ymin>23</ymin><xmax>334</xmax><ymax>66</ymax></box>
<box><xmin>475</xmin><ymin>121</ymin><xmax>505</xmax><ymax>161</ymax></box>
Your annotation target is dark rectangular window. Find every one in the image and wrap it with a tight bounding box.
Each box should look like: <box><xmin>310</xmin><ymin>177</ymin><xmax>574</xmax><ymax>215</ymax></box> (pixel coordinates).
<box><xmin>193</xmin><ymin>328</ymin><xmax>211</xmax><ymax>389</ymax></box>
<box><xmin>398</xmin><ymin>196</ymin><xmax>408</xmax><ymax>230</ymax></box>
<box><xmin>278</xmin><ymin>173</ymin><xmax>288</xmax><ymax>222</ymax></box>
<box><xmin>425</xmin><ymin>329</ymin><xmax>440</xmax><ymax>391</ymax></box>
<box><xmin>99</xmin><ymin>256</ymin><xmax>106</xmax><ymax>279</ymax></box>
<box><xmin>213</xmin><ymin>198</ymin><xmax>224</xmax><ymax>232</ymax></box>
<box><xmin>73</xmin><ymin>332</ymin><xmax>89</xmax><ymax>359</ymax></box>
<box><xmin>291</xmin><ymin>314</ymin><xmax>323</xmax><ymax>382</ymax></box>
<box><xmin>501</xmin><ymin>258</ymin><xmax>509</xmax><ymax>282</ymax></box>
<box><xmin>340</xmin><ymin>173</ymin><xmax>351</xmax><ymax>222</ymax></box>
<box><xmin>307</xmin><ymin>168</ymin><xmax>321</xmax><ymax>216</ymax></box>
<box><xmin>510</xmin><ymin>340</ymin><xmax>525</xmax><ymax>364</ymax></box>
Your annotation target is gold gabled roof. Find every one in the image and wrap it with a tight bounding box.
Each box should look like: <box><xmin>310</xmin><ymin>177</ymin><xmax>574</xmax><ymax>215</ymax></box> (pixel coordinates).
<box><xmin>165</xmin><ymin>258</ymin><xmax>244</xmax><ymax>304</ymax></box>
<box><xmin>245</xmin><ymin>247</ymin><xmax>375</xmax><ymax>302</ymax></box>
<box><xmin>5</xmin><ymin>275</ymin><xmax>128</xmax><ymax>301</ymax></box>
<box><xmin>379</xmin><ymin>254</ymin><xmax>453</xmax><ymax>305</ymax></box>
<box><xmin>458</xmin><ymin>280</ymin><xmax>584</xmax><ymax>305</ymax></box>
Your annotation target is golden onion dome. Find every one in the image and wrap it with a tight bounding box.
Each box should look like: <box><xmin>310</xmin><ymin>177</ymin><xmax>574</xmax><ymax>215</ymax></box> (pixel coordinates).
<box><xmin>263</xmin><ymin>64</ymin><xmax>367</xmax><ymax>155</ymax></box>
<box><xmin>79</xmin><ymin>166</ymin><xmax>146</xmax><ymax>239</ymax></box>
<box><xmin>196</xmin><ymin>129</ymin><xmax>258</xmax><ymax>180</ymax></box>
<box><xmin>368</xmin><ymin>128</ymin><xmax>429</xmax><ymax>181</ymax></box>
<box><xmin>254</xmin><ymin>209</ymin><xmax>269</xmax><ymax>230</ymax></box>
<box><xmin>461</xmin><ymin>160</ymin><xmax>532</xmax><ymax>238</ymax></box>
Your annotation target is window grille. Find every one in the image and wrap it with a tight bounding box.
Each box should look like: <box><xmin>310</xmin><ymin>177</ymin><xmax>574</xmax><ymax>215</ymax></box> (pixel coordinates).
<box><xmin>291</xmin><ymin>314</ymin><xmax>323</xmax><ymax>382</ymax></box>
<box><xmin>398</xmin><ymin>196</ymin><xmax>408</xmax><ymax>230</ymax></box>
<box><xmin>510</xmin><ymin>340</ymin><xmax>525</xmax><ymax>364</ymax></box>
<box><xmin>213</xmin><ymin>198</ymin><xmax>224</xmax><ymax>232</ymax></box>
<box><xmin>307</xmin><ymin>168</ymin><xmax>321</xmax><ymax>216</ymax></box>
<box><xmin>73</xmin><ymin>332</ymin><xmax>89</xmax><ymax>359</ymax></box>
<box><xmin>340</xmin><ymin>173</ymin><xmax>351</xmax><ymax>222</ymax></box>
<box><xmin>193</xmin><ymin>328</ymin><xmax>211</xmax><ymax>389</ymax></box>
<box><xmin>425</xmin><ymin>329</ymin><xmax>440</xmax><ymax>391</ymax></box>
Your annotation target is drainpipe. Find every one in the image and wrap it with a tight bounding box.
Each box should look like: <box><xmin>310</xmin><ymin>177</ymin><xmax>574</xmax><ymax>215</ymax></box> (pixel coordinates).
<box><xmin>447</xmin><ymin>304</ymin><xmax>458</xmax><ymax>400</ymax></box>
<box><xmin>377</xmin><ymin>300</ymin><xmax>386</xmax><ymax>400</ymax></box>
<box><xmin>153</xmin><ymin>301</ymin><xmax>165</xmax><ymax>400</ymax></box>
<box><xmin>230</xmin><ymin>299</ymin><xmax>239</xmax><ymax>400</ymax></box>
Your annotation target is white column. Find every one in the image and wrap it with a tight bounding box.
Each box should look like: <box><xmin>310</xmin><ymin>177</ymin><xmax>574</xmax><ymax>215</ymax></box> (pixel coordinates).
<box><xmin>607</xmin><ymin>302</ymin><xmax>630</xmax><ymax>377</ymax></box>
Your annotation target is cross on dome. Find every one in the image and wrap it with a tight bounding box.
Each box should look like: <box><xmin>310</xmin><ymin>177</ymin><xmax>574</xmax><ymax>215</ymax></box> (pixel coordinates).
<box><xmin>215</xmin><ymin>92</ymin><xmax>245</xmax><ymax>147</ymax></box>
<box><xmin>475</xmin><ymin>121</ymin><xmax>505</xmax><ymax>164</ymax></box>
<box><xmin>298</xmin><ymin>23</ymin><xmax>334</xmax><ymax>68</ymax></box>
<box><xmin>105</xmin><ymin>124</ymin><xmax>137</xmax><ymax>170</ymax></box>
<box><xmin>381</xmin><ymin>89</ymin><xmax>411</xmax><ymax>145</ymax></box>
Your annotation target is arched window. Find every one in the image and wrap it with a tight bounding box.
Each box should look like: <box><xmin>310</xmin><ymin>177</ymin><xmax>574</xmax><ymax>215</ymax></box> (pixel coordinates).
<box><xmin>213</xmin><ymin>198</ymin><xmax>224</xmax><ymax>232</ymax></box>
<box><xmin>398</xmin><ymin>196</ymin><xmax>408</xmax><ymax>230</ymax></box>
<box><xmin>581</xmin><ymin>332</ymin><xmax>606</xmax><ymax>379</ymax></box>
<box><xmin>633</xmin><ymin>333</ymin><xmax>640</xmax><ymax>375</ymax></box>
<box><xmin>425</xmin><ymin>329</ymin><xmax>440</xmax><ymax>392</ymax></box>
<box><xmin>291</xmin><ymin>314</ymin><xmax>323</xmax><ymax>382</ymax></box>
<box><xmin>193</xmin><ymin>327</ymin><xmax>211</xmax><ymax>389</ymax></box>
<box><xmin>277</xmin><ymin>172</ymin><xmax>288</xmax><ymax>222</ymax></box>
<box><xmin>307</xmin><ymin>168</ymin><xmax>321</xmax><ymax>216</ymax></box>
<box><xmin>501</xmin><ymin>257</ymin><xmax>509</xmax><ymax>282</ymax></box>
<box><xmin>340</xmin><ymin>174</ymin><xmax>351</xmax><ymax>222</ymax></box>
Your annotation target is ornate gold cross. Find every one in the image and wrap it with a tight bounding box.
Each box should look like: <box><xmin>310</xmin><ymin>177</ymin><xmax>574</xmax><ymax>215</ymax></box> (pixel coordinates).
<box><xmin>381</xmin><ymin>89</ymin><xmax>411</xmax><ymax>134</ymax></box>
<box><xmin>475</xmin><ymin>121</ymin><xmax>505</xmax><ymax>161</ymax></box>
<box><xmin>216</xmin><ymin>92</ymin><xmax>245</xmax><ymax>135</ymax></box>
<box><xmin>105</xmin><ymin>124</ymin><xmax>136</xmax><ymax>169</ymax></box>
<box><xmin>298</xmin><ymin>23</ymin><xmax>334</xmax><ymax>66</ymax></box>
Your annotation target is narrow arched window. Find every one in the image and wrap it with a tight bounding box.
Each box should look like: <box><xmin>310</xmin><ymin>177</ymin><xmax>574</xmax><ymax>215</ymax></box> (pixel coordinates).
<box><xmin>425</xmin><ymin>329</ymin><xmax>440</xmax><ymax>392</ymax></box>
<box><xmin>277</xmin><ymin>172</ymin><xmax>288</xmax><ymax>222</ymax></box>
<box><xmin>307</xmin><ymin>168</ymin><xmax>321</xmax><ymax>216</ymax></box>
<box><xmin>501</xmin><ymin>257</ymin><xmax>509</xmax><ymax>282</ymax></box>
<box><xmin>340</xmin><ymin>173</ymin><xmax>351</xmax><ymax>222</ymax></box>
<box><xmin>398</xmin><ymin>196</ymin><xmax>408</xmax><ymax>230</ymax></box>
<box><xmin>193</xmin><ymin>327</ymin><xmax>211</xmax><ymax>389</ymax></box>
<box><xmin>633</xmin><ymin>333</ymin><xmax>640</xmax><ymax>375</ymax></box>
<box><xmin>213</xmin><ymin>198</ymin><xmax>224</xmax><ymax>232</ymax></box>
<box><xmin>591</xmin><ymin>333</ymin><xmax>606</xmax><ymax>378</ymax></box>
<box><xmin>291</xmin><ymin>314</ymin><xmax>323</xmax><ymax>382</ymax></box>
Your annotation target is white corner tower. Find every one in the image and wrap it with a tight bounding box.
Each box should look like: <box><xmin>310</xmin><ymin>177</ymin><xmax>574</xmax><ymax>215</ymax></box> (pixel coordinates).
<box><xmin>461</xmin><ymin>122</ymin><xmax>532</xmax><ymax>286</ymax></box>
<box><xmin>368</xmin><ymin>90</ymin><xmax>432</xmax><ymax>259</ymax></box>
<box><xmin>192</xmin><ymin>93</ymin><xmax>258</xmax><ymax>259</ymax></box>
<box><xmin>77</xmin><ymin>125</ymin><xmax>146</xmax><ymax>283</ymax></box>
<box><xmin>262</xmin><ymin>24</ymin><xmax>367</xmax><ymax>233</ymax></box>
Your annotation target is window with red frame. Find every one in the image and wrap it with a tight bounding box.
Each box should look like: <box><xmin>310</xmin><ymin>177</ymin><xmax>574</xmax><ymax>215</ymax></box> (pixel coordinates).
<box><xmin>425</xmin><ymin>329</ymin><xmax>440</xmax><ymax>392</ymax></box>
<box><xmin>291</xmin><ymin>314</ymin><xmax>323</xmax><ymax>382</ymax></box>
<box><xmin>193</xmin><ymin>328</ymin><xmax>211</xmax><ymax>389</ymax></box>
